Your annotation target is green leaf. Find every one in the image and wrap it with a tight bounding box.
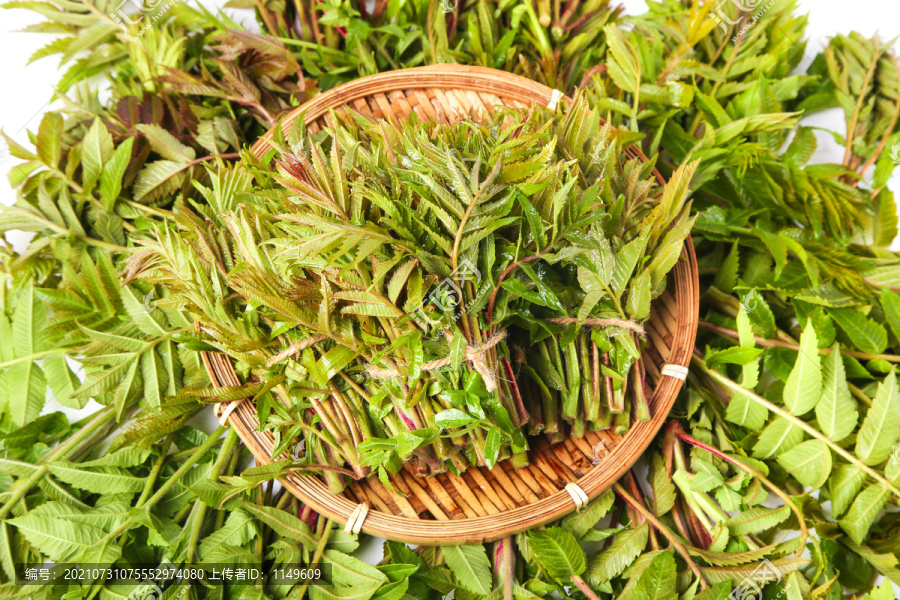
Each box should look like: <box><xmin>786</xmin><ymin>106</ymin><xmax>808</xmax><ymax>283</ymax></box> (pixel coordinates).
<box><xmin>726</xmin><ymin>311</ymin><xmax>765</xmax><ymax>429</ymax></box>
<box><xmin>776</xmin><ymin>440</ymin><xmax>831</xmax><ymax>489</ymax></box>
<box><xmin>830</xmin><ymin>308</ymin><xmax>888</xmax><ymax>355</ymax></box>
<box><xmin>830</xmin><ymin>465</ymin><xmax>867</xmax><ymax>519</ymax></box>
<box><xmin>239</xmin><ymin>502</ymin><xmax>316</xmax><ymax>550</ymax></box>
<box><xmin>81</xmin><ymin>118</ymin><xmax>114</xmax><ymax>192</ymax></box>
<box><xmin>603</xmin><ymin>24</ymin><xmax>640</xmax><ymax>94</ymax></box>
<box><xmin>434</xmin><ymin>409</ymin><xmax>478</xmax><ymax>429</ymax></box>
<box><xmin>858</xmin><ymin>581</ymin><xmax>896</xmax><ymax>600</ymax></box>
<box><xmin>136</xmin><ymin>124</ymin><xmax>196</xmax><ymax>162</ymax></box>
<box><xmin>724</xmin><ymin>505</ymin><xmax>791</xmax><ymax>535</ymax></box>
<box><xmin>626</xmin><ymin>270</ymin><xmax>651</xmax><ymax>321</ymax></box>
<box><xmin>10</xmin><ymin>282</ymin><xmax>47</xmax><ymax>427</ymax></box>
<box><xmin>45</xmin><ymin>463</ymin><xmax>146</xmax><ymax>494</ymax></box>
<box><xmin>586</xmin><ymin>524</ymin><xmax>649</xmax><ymax>585</ymax></box>
<box><xmin>7</xmin><ymin>360</ymin><xmax>46</xmax><ymax>430</ymax></box>
<box><xmin>0</xmin><ymin>522</ymin><xmax>15</xmax><ymax>581</ymax></box>
<box><xmin>840</xmin><ymin>483</ymin><xmax>891</xmax><ymax>544</ymax></box>
<box><xmin>141</xmin><ymin>348</ymin><xmax>166</xmax><ymax>408</ymax></box>
<box><xmin>79</xmin><ymin>447</ymin><xmax>151</xmax><ymax>468</ymax></box>
<box><xmin>881</xmin><ymin>288</ymin><xmax>900</xmax><ymax>344</ymax></box>
<box><xmin>113</xmin><ymin>359</ymin><xmax>141</xmax><ymax>420</ymax></box>
<box><xmin>100</xmin><ymin>137</ymin><xmax>134</xmax><ymax>210</ymax></box>
<box><xmin>312</xmin><ymin>549</ymin><xmax>388</xmax><ymax>600</ymax></box>
<box><xmin>483</xmin><ymin>427</ymin><xmax>501</xmax><ymax>470</ymax></box>
<box><xmin>0</xmin><ymin>457</ymin><xmax>42</xmax><ymax>477</ymax></box>
<box><xmin>199</xmin><ymin>510</ymin><xmax>256</xmax><ymax>560</ymax></box>
<box><xmin>855</xmin><ymin>368</ymin><xmax>900</xmax><ymax>465</ymax></box>
<box><xmin>611</xmin><ymin>234</ymin><xmax>649</xmax><ymax>299</ymax></box>
<box><xmin>757</xmin><ymin>231</ymin><xmax>788</xmax><ymax>277</ymax></box>
<box><xmin>44</xmin><ymin>353</ymin><xmax>85</xmax><ymax>409</ymax></box>
<box><xmin>8</xmin><ymin>514</ymin><xmax>108</xmax><ymax>562</ymax></box>
<box><xmin>743</xmin><ymin>289</ymin><xmax>777</xmax><ymax>338</ymax></box>
<box><xmin>688</xmin><ymin>458</ymin><xmax>724</xmax><ymax>493</ymax></box>
<box><xmin>519</xmin><ymin>263</ymin><xmax>567</xmax><ymax>314</ymax></box>
<box><xmin>815</xmin><ymin>345</ymin><xmax>858</xmax><ymax>442</ymax></box>
<box><xmin>753</xmin><ymin>417</ymin><xmax>804</xmax><ymax>459</ymax></box>
<box><xmin>694</xmin><ymin>582</ymin><xmax>732</xmax><ymax>600</ymax></box>
<box><xmin>871</xmin><ymin>189</ymin><xmax>898</xmax><ymax>247</ymax></box>
<box><xmin>133</xmin><ymin>160</ymin><xmax>188</xmax><ymax>202</ymax></box>
<box><xmin>649</xmin><ymin>455</ymin><xmax>676</xmax><ymax>516</ymax></box>
<box><xmin>700</xmin><ymin>557</ymin><xmax>808</xmax><ymax>587</ymax></box>
<box><xmin>369</xmin><ymin>579</ymin><xmax>407</xmax><ymax>600</ymax></box>
<box><xmin>713</xmin><ymin>243</ymin><xmax>740</xmax><ymax>293</ymax></box>
<box><xmin>576</xmin><ymin>266</ymin><xmax>608</xmax><ymax>322</ymax></box>
<box><xmin>27</xmin><ymin>500</ymin><xmax>130</xmax><ymax>532</ymax></box>
<box><xmin>441</xmin><ymin>544</ymin><xmax>492</xmax><ymax>596</ymax></box>
<box><xmin>562</xmin><ymin>490</ymin><xmax>615</xmax><ymax>538</ymax></box>
<box><xmin>386</xmin><ymin>259</ymin><xmax>418</xmax><ymax>305</ymax></box>
<box><xmin>632</xmin><ymin>552</ymin><xmax>676</xmax><ymax>600</ymax></box>
<box><xmin>36</xmin><ymin>112</ymin><xmax>63</xmax><ymax>166</ymax></box>
<box><xmin>782</xmin><ymin>321</ymin><xmax>821</xmax><ymax>416</ymax></box>
<box><xmin>120</xmin><ymin>285</ymin><xmax>169</xmax><ymax>337</ymax></box>
<box><xmin>725</xmin><ymin>393</ymin><xmax>768</xmax><ymax>430</ymax></box>
<box><xmin>784</xmin><ymin>127</ymin><xmax>817</xmax><ymax>168</ymax></box>
<box><xmin>527</xmin><ymin>527</ymin><xmax>586</xmax><ymax>579</ymax></box>
<box><xmin>705</xmin><ymin>346</ymin><xmax>762</xmax><ymax>369</ymax></box>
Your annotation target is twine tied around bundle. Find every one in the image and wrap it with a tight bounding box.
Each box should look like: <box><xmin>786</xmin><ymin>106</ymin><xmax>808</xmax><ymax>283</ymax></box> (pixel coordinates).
<box><xmin>362</xmin><ymin>317</ymin><xmax>643</xmax><ymax>391</ymax></box>
<box><xmin>266</xmin><ymin>335</ymin><xmax>328</xmax><ymax>366</ymax></box>
<box><xmin>365</xmin><ymin>330</ymin><xmax>508</xmax><ymax>392</ymax></box>
<box><xmin>542</xmin><ymin>317</ymin><xmax>645</xmax><ymax>337</ymax></box>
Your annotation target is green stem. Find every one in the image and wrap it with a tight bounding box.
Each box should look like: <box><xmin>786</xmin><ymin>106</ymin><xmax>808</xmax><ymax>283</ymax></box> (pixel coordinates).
<box><xmin>80</xmin><ymin>0</ymin><xmax>121</xmax><ymax>27</ymax></box>
<box><xmin>277</xmin><ymin>37</ymin><xmax>350</xmax><ymax>56</ymax></box>
<box><xmin>96</xmin><ymin>426</ymin><xmax>228</xmax><ymax>553</ymax></box>
<box><xmin>185</xmin><ymin>501</ymin><xmax>207</xmax><ymax>564</ymax></box>
<box><xmin>138</xmin><ymin>426</ymin><xmax>228</xmax><ymax>510</ymax></box>
<box><xmin>0</xmin><ymin>348</ymin><xmax>68</xmax><ymax>369</ymax></box>
<box><xmin>848</xmin><ymin>383</ymin><xmax>873</xmax><ymax>408</ymax></box>
<box><xmin>841</xmin><ymin>48</ymin><xmax>880</xmax><ymax>168</ymax></box>
<box><xmin>613</xmin><ymin>482</ymin><xmax>707</xmax><ymax>589</ymax></box>
<box><xmin>699</xmin><ymin>321</ymin><xmax>900</xmax><ymax>363</ymax></box>
<box><xmin>31</xmin><ymin>209</ymin><xmax>129</xmax><ymax>252</ymax></box>
<box><xmin>670</xmin><ymin>419</ymin><xmax>809</xmax><ymax>555</ymax></box>
<box><xmin>671</xmin><ymin>470</ymin><xmax>715</xmax><ymax>532</ymax></box>
<box><xmin>0</xmin><ymin>406</ymin><xmax>117</xmax><ymax>518</ymax></box>
<box><xmin>293</xmin><ymin>519</ymin><xmax>334</xmax><ymax>600</ymax></box>
<box><xmin>186</xmin><ymin>429</ymin><xmax>240</xmax><ymax>563</ymax></box>
<box><xmin>124</xmin><ymin>200</ymin><xmax>175</xmax><ymax>221</ymax></box>
<box><xmin>693</xmin><ymin>356</ymin><xmax>900</xmax><ymax>500</ymax></box>
<box><xmin>521</xmin><ymin>1</ymin><xmax>552</xmax><ymax>55</ymax></box>
<box><xmin>135</xmin><ymin>433</ymin><xmax>175</xmax><ymax>507</ymax></box>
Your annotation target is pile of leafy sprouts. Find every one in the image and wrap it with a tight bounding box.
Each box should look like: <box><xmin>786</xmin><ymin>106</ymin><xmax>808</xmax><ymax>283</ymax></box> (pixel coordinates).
<box><xmin>131</xmin><ymin>99</ymin><xmax>695</xmax><ymax>490</ymax></box>
<box><xmin>3</xmin><ymin>1</ymin><xmax>900</xmax><ymax>599</ymax></box>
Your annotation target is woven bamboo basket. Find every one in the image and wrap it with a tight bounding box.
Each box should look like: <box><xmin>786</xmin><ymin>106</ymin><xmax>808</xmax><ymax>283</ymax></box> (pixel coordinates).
<box><xmin>202</xmin><ymin>65</ymin><xmax>700</xmax><ymax>545</ymax></box>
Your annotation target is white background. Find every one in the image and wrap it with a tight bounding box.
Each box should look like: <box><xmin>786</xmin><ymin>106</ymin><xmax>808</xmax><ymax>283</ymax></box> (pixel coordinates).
<box><xmin>3</xmin><ymin>1</ymin><xmax>900</xmax><ymax>227</ymax></box>
<box><xmin>1</xmin><ymin>0</ymin><xmax>900</xmax><ymax>581</ymax></box>
<box><xmin>4</xmin><ymin>0</ymin><xmax>900</xmax><ymax>240</ymax></box>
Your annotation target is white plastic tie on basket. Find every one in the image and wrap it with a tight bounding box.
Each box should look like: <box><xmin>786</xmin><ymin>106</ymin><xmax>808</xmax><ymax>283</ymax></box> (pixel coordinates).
<box><xmin>661</xmin><ymin>364</ymin><xmax>689</xmax><ymax>381</ymax></box>
<box><xmin>564</xmin><ymin>482</ymin><xmax>589</xmax><ymax>511</ymax></box>
<box><xmin>217</xmin><ymin>398</ymin><xmax>246</xmax><ymax>426</ymax></box>
<box><xmin>547</xmin><ymin>89</ymin><xmax>563</xmax><ymax>110</ymax></box>
<box><xmin>344</xmin><ymin>503</ymin><xmax>370</xmax><ymax>535</ymax></box>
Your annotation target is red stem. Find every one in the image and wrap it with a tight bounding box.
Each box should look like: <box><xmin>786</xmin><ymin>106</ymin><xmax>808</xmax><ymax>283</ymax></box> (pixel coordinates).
<box><xmin>502</xmin><ymin>357</ymin><xmax>530</xmax><ymax>426</ymax></box>
<box><xmin>571</xmin><ymin>575</ymin><xmax>602</xmax><ymax>600</ymax></box>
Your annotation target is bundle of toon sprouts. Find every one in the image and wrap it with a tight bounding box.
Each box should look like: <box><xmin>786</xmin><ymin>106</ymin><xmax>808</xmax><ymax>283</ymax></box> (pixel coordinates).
<box><xmin>134</xmin><ymin>98</ymin><xmax>695</xmax><ymax>490</ymax></box>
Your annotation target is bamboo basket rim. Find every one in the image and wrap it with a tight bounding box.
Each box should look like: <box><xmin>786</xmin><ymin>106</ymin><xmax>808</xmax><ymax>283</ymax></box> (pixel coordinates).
<box><xmin>202</xmin><ymin>65</ymin><xmax>701</xmax><ymax>545</ymax></box>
